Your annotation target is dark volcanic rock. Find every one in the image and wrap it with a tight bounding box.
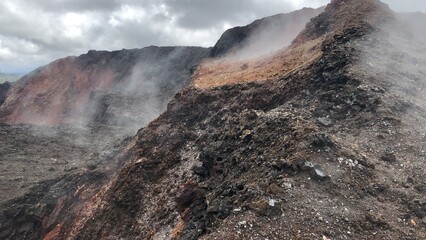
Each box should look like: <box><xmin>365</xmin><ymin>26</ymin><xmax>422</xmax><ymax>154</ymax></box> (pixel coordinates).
<box><xmin>0</xmin><ymin>81</ymin><xmax>11</xmax><ymax>106</ymax></box>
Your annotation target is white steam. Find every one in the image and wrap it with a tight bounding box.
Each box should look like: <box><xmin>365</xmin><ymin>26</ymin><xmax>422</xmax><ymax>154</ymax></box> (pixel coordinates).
<box><xmin>222</xmin><ymin>8</ymin><xmax>324</xmax><ymax>61</ymax></box>
<box><xmin>355</xmin><ymin>11</ymin><xmax>426</xmax><ymax>134</ymax></box>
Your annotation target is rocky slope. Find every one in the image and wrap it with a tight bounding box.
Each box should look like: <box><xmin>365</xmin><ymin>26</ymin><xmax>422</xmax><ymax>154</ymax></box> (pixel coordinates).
<box><xmin>0</xmin><ymin>46</ymin><xmax>208</xmax><ymax>239</ymax></box>
<box><xmin>210</xmin><ymin>7</ymin><xmax>324</xmax><ymax>58</ymax></box>
<box><xmin>0</xmin><ymin>46</ymin><xmax>209</xmax><ymax>127</ymax></box>
<box><xmin>57</xmin><ymin>0</ymin><xmax>425</xmax><ymax>239</ymax></box>
<box><xmin>1</xmin><ymin>0</ymin><xmax>426</xmax><ymax>239</ymax></box>
<box><xmin>0</xmin><ymin>7</ymin><xmax>331</xmax><ymax>240</ymax></box>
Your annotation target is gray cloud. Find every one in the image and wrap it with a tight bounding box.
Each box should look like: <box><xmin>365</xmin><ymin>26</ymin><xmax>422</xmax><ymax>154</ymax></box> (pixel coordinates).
<box><xmin>29</xmin><ymin>0</ymin><xmax>132</xmax><ymax>12</ymax></box>
<box><xmin>0</xmin><ymin>0</ymin><xmax>423</xmax><ymax>74</ymax></box>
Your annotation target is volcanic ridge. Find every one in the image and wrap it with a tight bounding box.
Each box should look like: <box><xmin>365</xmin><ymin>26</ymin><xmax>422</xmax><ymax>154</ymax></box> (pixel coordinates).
<box><xmin>0</xmin><ymin>0</ymin><xmax>426</xmax><ymax>239</ymax></box>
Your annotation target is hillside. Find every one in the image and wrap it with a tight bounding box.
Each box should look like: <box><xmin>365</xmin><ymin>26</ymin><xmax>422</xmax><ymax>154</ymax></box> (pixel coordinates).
<box><xmin>1</xmin><ymin>0</ymin><xmax>426</xmax><ymax>239</ymax></box>
<box><xmin>195</xmin><ymin>7</ymin><xmax>324</xmax><ymax>88</ymax></box>
<box><xmin>209</xmin><ymin>7</ymin><xmax>324</xmax><ymax>58</ymax></box>
<box><xmin>0</xmin><ymin>6</ymin><xmax>329</xmax><ymax>240</ymax></box>
<box><xmin>0</xmin><ymin>6</ymin><xmax>324</xmax><ymax>210</ymax></box>
<box><xmin>0</xmin><ymin>46</ymin><xmax>209</xmax><ymax>127</ymax></box>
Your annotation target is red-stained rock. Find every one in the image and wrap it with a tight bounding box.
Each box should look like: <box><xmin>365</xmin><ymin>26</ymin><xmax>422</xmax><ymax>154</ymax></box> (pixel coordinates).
<box><xmin>0</xmin><ymin>46</ymin><xmax>209</xmax><ymax>126</ymax></box>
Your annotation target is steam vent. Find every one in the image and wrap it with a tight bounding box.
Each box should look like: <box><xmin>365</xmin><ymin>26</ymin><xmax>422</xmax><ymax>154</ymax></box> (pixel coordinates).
<box><xmin>1</xmin><ymin>0</ymin><xmax>426</xmax><ymax>239</ymax></box>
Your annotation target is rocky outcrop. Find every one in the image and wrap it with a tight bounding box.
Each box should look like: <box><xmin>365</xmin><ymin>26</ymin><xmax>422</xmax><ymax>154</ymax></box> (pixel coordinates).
<box><xmin>0</xmin><ymin>46</ymin><xmax>209</xmax><ymax>127</ymax></box>
<box><xmin>292</xmin><ymin>0</ymin><xmax>392</xmax><ymax>45</ymax></box>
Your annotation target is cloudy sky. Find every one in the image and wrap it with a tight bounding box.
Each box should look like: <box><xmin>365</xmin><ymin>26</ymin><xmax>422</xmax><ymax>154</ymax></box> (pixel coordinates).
<box><xmin>0</xmin><ymin>0</ymin><xmax>424</xmax><ymax>74</ymax></box>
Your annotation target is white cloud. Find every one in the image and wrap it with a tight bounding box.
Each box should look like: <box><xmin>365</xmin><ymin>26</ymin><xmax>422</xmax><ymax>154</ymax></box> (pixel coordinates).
<box><xmin>290</xmin><ymin>0</ymin><xmax>329</xmax><ymax>9</ymax></box>
<box><xmin>61</xmin><ymin>13</ymin><xmax>87</xmax><ymax>39</ymax></box>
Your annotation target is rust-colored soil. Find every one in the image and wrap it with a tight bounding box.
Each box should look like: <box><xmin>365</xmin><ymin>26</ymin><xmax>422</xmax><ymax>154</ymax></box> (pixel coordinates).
<box><xmin>193</xmin><ymin>38</ymin><xmax>323</xmax><ymax>88</ymax></box>
<box><xmin>0</xmin><ymin>57</ymin><xmax>115</xmax><ymax>125</ymax></box>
